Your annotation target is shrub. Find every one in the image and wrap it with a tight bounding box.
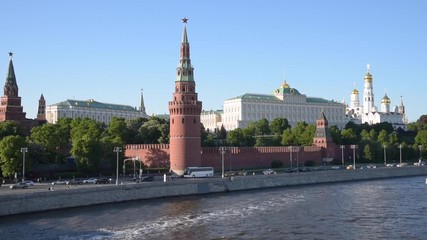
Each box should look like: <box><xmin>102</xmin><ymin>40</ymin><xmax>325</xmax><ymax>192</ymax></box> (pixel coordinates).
<box><xmin>271</xmin><ymin>160</ymin><xmax>284</xmax><ymax>168</ymax></box>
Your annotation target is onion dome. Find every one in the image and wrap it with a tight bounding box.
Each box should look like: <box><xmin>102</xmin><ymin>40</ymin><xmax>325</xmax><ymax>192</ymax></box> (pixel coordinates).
<box><xmin>364</xmin><ymin>72</ymin><xmax>373</xmax><ymax>82</ymax></box>
<box><xmin>381</xmin><ymin>94</ymin><xmax>391</xmax><ymax>104</ymax></box>
<box><xmin>280</xmin><ymin>81</ymin><xmax>290</xmax><ymax>88</ymax></box>
<box><xmin>351</xmin><ymin>89</ymin><xmax>359</xmax><ymax>94</ymax></box>
<box><xmin>364</xmin><ymin>64</ymin><xmax>373</xmax><ymax>82</ymax></box>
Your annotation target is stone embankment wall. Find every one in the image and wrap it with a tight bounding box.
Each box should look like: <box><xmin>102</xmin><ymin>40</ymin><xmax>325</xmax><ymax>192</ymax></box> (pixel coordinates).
<box><xmin>1</xmin><ymin>167</ymin><xmax>427</xmax><ymax>217</ymax></box>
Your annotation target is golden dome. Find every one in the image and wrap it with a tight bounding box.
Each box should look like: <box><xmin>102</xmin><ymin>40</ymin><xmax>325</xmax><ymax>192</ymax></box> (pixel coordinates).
<box><xmin>364</xmin><ymin>72</ymin><xmax>372</xmax><ymax>82</ymax></box>
<box><xmin>381</xmin><ymin>94</ymin><xmax>391</xmax><ymax>104</ymax></box>
<box><xmin>352</xmin><ymin>89</ymin><xmax>359</xmax><ymax>94</ymax></box>
<box><xmin>281</xmin><ymin>81</ymin><xmax>290</xmax><ymax>88</ymax></box>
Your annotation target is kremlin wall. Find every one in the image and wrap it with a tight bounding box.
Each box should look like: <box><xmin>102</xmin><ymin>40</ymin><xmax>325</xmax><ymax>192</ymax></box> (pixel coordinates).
<box><xmin>124</xmin><ymin>144</ymin><xmax>346</xmax><ymax>171</ymax></box>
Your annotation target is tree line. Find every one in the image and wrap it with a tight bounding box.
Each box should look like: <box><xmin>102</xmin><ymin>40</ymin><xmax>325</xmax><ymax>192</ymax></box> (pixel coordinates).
<box><xmin>1</xmin><ymin>115</ymin><xmax>427</xmax><ymax>178</ymax></box>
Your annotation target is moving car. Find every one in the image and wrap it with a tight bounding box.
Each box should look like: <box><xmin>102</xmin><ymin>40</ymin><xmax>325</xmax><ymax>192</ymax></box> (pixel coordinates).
<box><xmin>83</xmin><ymin>178</ymin><xmax>97</xmax><ymax>184</ymax></box>
<box><xmin>66</xmin><ymin>178</ymin><xmax>83</xmax><ymax>185</ymax></box>
<box><xmin>262</xmin><ymin>169</ymin><xmax>277</xmax><ymax>175</ymax></box>
<box><xmin>23</xmin><ymin>180</ymin><xmax>35</xmax><ymax>186</ymax></box>
<box><xmin>96</xmin><ymin>178</ymin><xmax>112</xmax><ymax>184</ymax></box>
<box><xmin>10</xmin><ymin>182</ymin><xmax>29</xmax><ymax>189</ymax></box>
<box><xmin>52</xmin><ymin>179</ymin><xmax>68</xmax><ymax>185</ymax></box>
<box><xmin>136</xmin><ymin>176</ymin><xmax>154</xmax><ymax>183</ymax></box>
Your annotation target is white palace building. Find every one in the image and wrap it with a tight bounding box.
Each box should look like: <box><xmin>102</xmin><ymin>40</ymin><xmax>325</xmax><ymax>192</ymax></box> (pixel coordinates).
<box><xmin>201</xmin><ymin>79</ymin><xmax>347</xmax><ymax>131</ymax></box>
<box><xmin>45</xmin><ymin>91</ymin><xmax>149</xmax><ymax>124</ymax></box>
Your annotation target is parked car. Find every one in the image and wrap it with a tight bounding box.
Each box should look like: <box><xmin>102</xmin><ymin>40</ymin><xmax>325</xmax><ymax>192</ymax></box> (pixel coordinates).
<box><xmin>10</xmin><ymin>182</ymin><xmax>29</xmax><ymax>189</ymax></box>
<box><xmin>96</xmin><ymin>178</ymin><xmax>112</xmax><ymax>184</ymax></box>
<box><xmin>23</xmin><ymin>180</ymin><xmax>35</xmax><ymax>186</ymax></box>
<box><xmin>237</xmin><ymin>170</ymin><xmax>247</xmax><ymax>176</ymax></box>
<box><xmin>66</xmin><ymin>178</ymin><xmax>83</xmax><ymax>185</ymax></box>
<box><xmin>83</xmin><ymin>178</ymin><xmax>97</xmax><ymax>184</ymax></box>
<box><xmin>262</xmin><ymin>169</ymin><xmax>277</xmax><ymax>175</ymax></box>
<box><xmin>224</xmin><ymin>171</ymin><xmax>236</xmax><ymax>177</ymax></box>
<box><xmin>52</xmin><ymin>179</ymin><xmax>68</xmax><ymax>185</ymax></box>
<box><xmin>136</xmin><ymin>176</ymin><xmax>154</xmax><ymax>183</ymax></box>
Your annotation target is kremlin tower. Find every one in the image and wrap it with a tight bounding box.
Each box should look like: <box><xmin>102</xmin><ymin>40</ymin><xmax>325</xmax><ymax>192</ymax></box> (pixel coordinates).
<box><xmin>168</xmin><ymin>18</ymin><xmax>203</xmax><ymax>175</ymax></box>
<box><xmin>0</xmin><ymin>52</ymin><xmax>26</xmax><ymax>122</ymax></box>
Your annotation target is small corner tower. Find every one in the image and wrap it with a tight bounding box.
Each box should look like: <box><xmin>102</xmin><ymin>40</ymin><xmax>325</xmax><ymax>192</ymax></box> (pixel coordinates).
<box><xmin>0</xmin><ymin>52</ymin><xmax>26</xmax><ymax>122</ymax></box>
<box><xmin>313</xmin><ymin>111</ymin><xmax>334</xmax><ymax>148</ymax></box>
<box><xmin>168</xmin><ymin>18</ymin><xmax>203</xmax><ymax>175</ymax></box>
<box><xmin>36</xmin><ymin>94</ymin><xmax>46</xmax><ymax>121</ymax></box>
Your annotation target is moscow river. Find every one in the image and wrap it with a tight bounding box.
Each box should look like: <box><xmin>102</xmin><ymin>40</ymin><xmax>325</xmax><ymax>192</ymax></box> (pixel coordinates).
<box><xmin>1</xmin><ymin>176</ymin><xmax>426</xmax><ymax>240</ymax></box>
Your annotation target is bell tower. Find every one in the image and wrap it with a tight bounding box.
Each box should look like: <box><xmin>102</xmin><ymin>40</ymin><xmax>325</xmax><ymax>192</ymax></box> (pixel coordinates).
<box><xmin>168</xmin><ymin>18</ymin><xmax>203</xmax><ymax>175</ymax></box>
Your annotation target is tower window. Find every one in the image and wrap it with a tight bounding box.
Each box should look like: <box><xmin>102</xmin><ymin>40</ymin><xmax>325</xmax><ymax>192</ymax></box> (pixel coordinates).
<box><xmin>182</xmin><ymin>118</ymin><xmax>185</xmax><ymax>124</ymax></box>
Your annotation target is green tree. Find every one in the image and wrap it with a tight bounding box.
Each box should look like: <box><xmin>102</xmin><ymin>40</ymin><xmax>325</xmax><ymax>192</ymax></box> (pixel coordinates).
<box><xmin>281</xmin><ymin>128</ymin><xmax>296</xmax><ymax>146</ymax></box>
<box><xmin>0</xmin><ymin>121</ymin><xmax>23</xmax><ymax>138</ymax></box>
<box><xmin>0</xmin><ymin>135</ymin><xmax>27</xmax><ymax>178</ymax></box>
<box><xmin>70</xmin><ymin>118</ymin><xmax>103</xmax><ymax>173</ymax></box>
<box><xmin>341</xmin><ymin>128</ymin><xmax>357</xmax><ymax>144</ymax></box>
<box><xmin>227</xmin><ymin>128</ymin><xmax>245</xmax><ymax>147</ymax></box>
<box><xmin>363</xmin><ymin>144</ymin><xmax>374</xmax><ymax>161</ymax></box>
<box><xmin>330</xmin><ymin>125</ymin><xmax>342</xmax><ymax>144</ymax></box>
<box><xmin>270</xmin><ymin>118</ymin><xmax>290</xmax><ymax>136</ymax></box>
<box><xmin>29</xmin><ymin>123</ymin><xmax>70</xmax><ymax>164</ymax></box>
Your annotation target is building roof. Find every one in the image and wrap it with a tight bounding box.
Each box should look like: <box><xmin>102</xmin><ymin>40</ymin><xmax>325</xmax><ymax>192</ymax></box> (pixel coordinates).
<box><xmin>49</xmin><ymin>99</ymin><xmax>139</xmax><ymax>111</ymax></box>
<box><xmin>227</xmin><ymin>93</ymin><xmax>338</xmax><ymax>104</ymax></box>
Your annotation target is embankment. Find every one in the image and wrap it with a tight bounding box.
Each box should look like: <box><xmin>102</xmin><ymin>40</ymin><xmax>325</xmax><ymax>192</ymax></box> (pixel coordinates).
<box><xmin>1</xmin><ymin>167</ymin><xmax>426</xmax><ymax>217</ymax></box>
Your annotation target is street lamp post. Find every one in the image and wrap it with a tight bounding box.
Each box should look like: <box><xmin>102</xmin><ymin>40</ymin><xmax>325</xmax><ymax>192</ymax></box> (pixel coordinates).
<box><xmin>398</xmin><ymin>144</ymin><xmax>403</xmax><ymax>165</ymax></box>
<box><xmin>289</xmin><ymin>146</ymin><xmax>293</xmax><ymax>168</ymax></box>
<box><xmin>20</xmin><ymin>147</ymin><xmax>28</xmax><ymax>183</ymax></box>
<box><xmin>419</xmin><ymin>145</ymin><xmax>422</xmax><ymax>161</ymax></box>
<box><xmin>295</xmin><ymin>146</ymin><xmax>300</xmax><ymax>172</ymax></box>
<box><xmin>113</xmin><ymin>147</ymin><xmax>122</xmax><ymax>185</ymax></box>
<box><xmin>383</xmin><ymin>144</ymin><xmax>387</xmax><ymax>166</ymax></box>
<box><xmin>219</xmin><ymin>146</ymin><xmax>228</xmax><ymax>178</ymax></box>
<box><xmin>350</xmin><ymin>145</ymin><xmax>357</xmax><ymax>170</ymax></box>
<box><xmin>340</xmin><ymin>145</ymin><xmax>345</xmax><ymax>166</ymax></box>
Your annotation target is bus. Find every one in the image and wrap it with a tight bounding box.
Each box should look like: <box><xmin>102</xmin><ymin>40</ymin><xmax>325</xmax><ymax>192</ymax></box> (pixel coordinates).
<box><xmin>183</xmin><ymin>167</ymin><xmax>214</xmax><ymax>178</ymax></box>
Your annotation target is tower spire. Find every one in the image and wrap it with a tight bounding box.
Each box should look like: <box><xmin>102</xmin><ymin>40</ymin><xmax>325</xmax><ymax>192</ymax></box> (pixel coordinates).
<box><xmin>176</xmin><ymin>18</ymin><xmax>194</xmax><ymax>82</ymax></box>
<box><xmin>4</xmin><ymin>52</ymin><xmax>18</xmax><ymax>96</ymax></box>
<box><xmin>139</xmin><ymin>88</ymin><xmax>146</xmax><ymax>114</ymax></box>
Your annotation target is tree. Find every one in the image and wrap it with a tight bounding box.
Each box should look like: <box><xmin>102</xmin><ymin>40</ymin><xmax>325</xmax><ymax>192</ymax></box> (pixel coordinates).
<box><xmin>227</xmin><ymin>128</ymin><xmax>245</xmax><ymax>147</ymax></box>
<box><xmin>341</xmin><ymin>128</ymin><xmax>357</xmax><ymax>144</ymax></box>
<box><xmin>270</xmin><ymin>118</ymin><xmax>290</xmax><ymax>136</ymax></box>
<box><xmin>281</xmin><ymin>128</ymin><xmax>296</xmax><ymax>146</ymax></box>
<box><xmin>70</xmin><ymin>118</ymin><xmax>103</xmax><ymax>173</ymax></box>
<box><xmin>0</xmin><ymin>135</ymin><xmax>27</xmax><ymax>178</ymax></box>
<box><xmin>0</xmin><ymin>121</ymin><xmax>23</xmax><ymax>138</ymax></box>
<box><xmin>330</xmin><ymin>125</ymin><xmax>342</xmax><ymax>144</ymax></box>
<box><xmin>363</xmin><ymin>144</ymin><xmax>374</xmax><ymax>161</ymax></box>
<box><xmin>29</xmin><ymin>123</ymin><xmax>70</xmax><ymax>164</ymax></box>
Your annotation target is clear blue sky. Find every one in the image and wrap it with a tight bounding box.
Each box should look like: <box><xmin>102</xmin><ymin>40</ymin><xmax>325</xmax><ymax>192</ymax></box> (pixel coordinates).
<box><xmin>1</xmin><ymin>0</ymin><xmax>426</xmax><ymax>122</ymax></box>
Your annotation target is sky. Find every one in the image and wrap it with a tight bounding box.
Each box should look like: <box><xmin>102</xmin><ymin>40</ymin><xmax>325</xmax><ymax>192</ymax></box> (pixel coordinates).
<box><xmin>1</xmin><ymin>0</ymin><xmax>426</xmax><ymax>123</ymax></box>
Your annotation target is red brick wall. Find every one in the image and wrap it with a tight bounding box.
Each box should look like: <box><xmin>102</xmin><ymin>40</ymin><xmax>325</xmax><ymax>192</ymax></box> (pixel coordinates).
<box><xmin>125</xmin><ymin>144</ymin><xmax>331</xmax><ymax>171</ymax></box>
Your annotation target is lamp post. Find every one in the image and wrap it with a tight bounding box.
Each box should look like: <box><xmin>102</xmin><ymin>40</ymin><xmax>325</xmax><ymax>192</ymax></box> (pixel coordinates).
<box><xmin>289</xmin><ymin>146</ymin><xmax>293</xmax><ymax>168</ymax></box>
<box><xmin>398</xmin><ymin>144</ymin><xmax>403</xmax><ymax>165</ymax></box>
<box><xmin>219</xmin><ymin>146</ymin><xmax>228</xmax><ymax>178</ymax></box>
<box><xmin>350</xmin><ymin>145</ymin><xmax>357</xmax><ymax>170</ymax></box>
<box><xmin>295</xmin><ymin>146</ymin><xmax>300</xmax><ymax>172</ymax></box>
<box><xmin>340</xmin><ymin>145</ymin><xmax>345</xmax><ymax>166</ymax></box>
<box><xmin>20</xmin><ymin>147</ymin><xmax>28</xmax><ymax>183</ymax></box>
<box><xmin>418</xmin><ymin>145</ymin><xmax>422</xmax><ymax>161</ymax></box>
<box><xmin>113</xmin><ymin>147</ymin><xmax>122</xmax><ymax>185</ymax></box>
<box><xmin>383</xmin><ymin>144</ymin><xmax>387</xmax><ymax>166</ymax></box>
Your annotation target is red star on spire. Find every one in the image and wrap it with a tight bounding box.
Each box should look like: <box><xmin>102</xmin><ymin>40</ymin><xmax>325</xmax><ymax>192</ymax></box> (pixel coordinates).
<box><xmin>182</xmin><ymin>18</ymin><xmax>188</xmax><ymax>23</ymax></box>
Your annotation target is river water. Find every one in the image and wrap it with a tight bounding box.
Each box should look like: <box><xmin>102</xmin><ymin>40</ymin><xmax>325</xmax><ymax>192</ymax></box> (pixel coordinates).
<box><xmin>1</xmin><ymin>176</ymin><xmax>426</xmax><ymax>240</ymax></box>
